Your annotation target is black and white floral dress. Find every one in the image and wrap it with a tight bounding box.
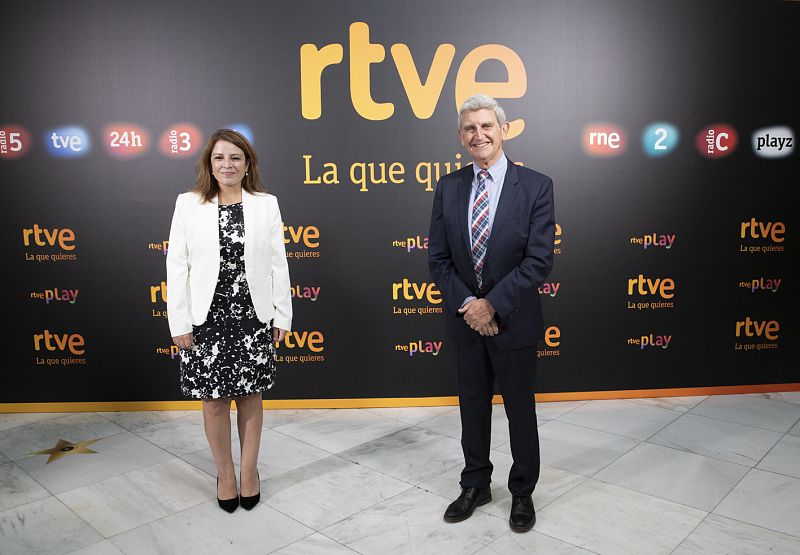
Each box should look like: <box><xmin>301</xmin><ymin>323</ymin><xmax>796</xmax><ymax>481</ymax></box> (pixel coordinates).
<box><xmin>179</xmin><ymin>202</ymin><xmax>276</xmax><ymax>399</ymax></box>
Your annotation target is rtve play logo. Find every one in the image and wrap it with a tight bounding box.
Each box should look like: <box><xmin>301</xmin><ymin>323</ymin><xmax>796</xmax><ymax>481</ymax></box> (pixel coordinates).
<box><xmin>582</xmin><ymin>123</ymin><xmax>626</xmax><ymax>157</ymax></box>
<box><xmin>0</xmin><ymin>125</ymin><xmax>32</xmax><ymax>159</ymax></box>
<box><xmin>695</xmin><ymin>123</ymin><xmax>738</xmax><ymax>158</ymax></box>
<box><xmin>751</xmin><ymin>126</ymin><xmax>794</xmax><ymax>159</ymax></box>
<box><xmin>45</xmin><ymin>126</ymin><xmax>91</xmax><ymax>158</ymax></box>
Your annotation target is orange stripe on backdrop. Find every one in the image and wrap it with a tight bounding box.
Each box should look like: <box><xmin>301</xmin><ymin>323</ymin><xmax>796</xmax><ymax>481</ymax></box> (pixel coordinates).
<box><xmin>1</xmin><ymin>383</ymin><xmax>798</xmax><ymax>413</ymax></box>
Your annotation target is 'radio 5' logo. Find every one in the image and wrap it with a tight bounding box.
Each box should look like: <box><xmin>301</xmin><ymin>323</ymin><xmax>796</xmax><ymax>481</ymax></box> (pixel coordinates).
<box><xmin>0</xmin><ymin>125</ymin><xmax>32</xmax><ymax>159</ymax></box>
<box><xmin>45</xmin><ymin>126</ymin><xmax>91</xmax><ymax>158</ymax></box>
<box><xmin>696</xmin><ymin>124</ymin><xmax>738</xmax><ymax>158</ymax></box>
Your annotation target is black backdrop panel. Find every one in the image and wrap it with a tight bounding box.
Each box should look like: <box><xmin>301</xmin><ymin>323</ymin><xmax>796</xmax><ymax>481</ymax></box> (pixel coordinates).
<box><xmin>2</xmin><ymin>0</ymin><xmax>797</xmax><ymax>403</ymax></box>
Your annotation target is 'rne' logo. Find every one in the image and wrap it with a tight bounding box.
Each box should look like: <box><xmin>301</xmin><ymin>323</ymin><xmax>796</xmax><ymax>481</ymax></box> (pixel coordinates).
<box><xmin>582</xmin><ymin>123</ymin><xmax>626</xmax><ymax>156</ymax></box>
<box><xmin>23</xmin><ymin>225</ymin><xmax>76</xmax><ymax>250</ymax></box>
<box><xmin>33</xmin><ymin>330</ymin><xmax>85</xmax><ymax>355</ymax></box>
<box><xmin>284</xmin><ymin>225</ymin><xmax>320</xmax><ymax>248</ymax></box>
<box><xmin>627</xmin><ymin>274</ymin><xmax>675</xmax><ymax>299</ymax></box>
<box><xmin>301</xmin><ymin>22</ymin><xmax>527</xmax><ymax>139</ymax></box>
<box><xmin>735</xmin><ymin>317</ymin><xmax>779</xmax><ymax>340</ymax></box>
<box><xmin>740</xmin><ymin>218</ymin><xmax>785</xmax><ymax>243</ymax></box>
<box><xmin>392</xmin><ymin>278</ymin><xmax>441</xmax><ymax>304</ymax></box>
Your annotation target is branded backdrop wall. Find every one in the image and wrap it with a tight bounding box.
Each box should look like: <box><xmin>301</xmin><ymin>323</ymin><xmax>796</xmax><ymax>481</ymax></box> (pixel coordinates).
<box><xmin>2</xmin><ymin>0</ymin><xmax>797</xmax><ymax>406</ymax></box>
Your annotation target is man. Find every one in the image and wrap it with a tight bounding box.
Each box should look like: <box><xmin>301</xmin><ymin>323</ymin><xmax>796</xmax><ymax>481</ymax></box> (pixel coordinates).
<box><xmin>428</xmin><ymin>94</ymin><xmax>554</xmax><ymax>532</ymax></box>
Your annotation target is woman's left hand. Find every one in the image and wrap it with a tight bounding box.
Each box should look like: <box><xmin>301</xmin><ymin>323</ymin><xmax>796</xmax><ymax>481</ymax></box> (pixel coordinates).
<box><xmin>273</xmin><ymin>327</ymin><xmax>287</xmax><ymax>342</ymax></box>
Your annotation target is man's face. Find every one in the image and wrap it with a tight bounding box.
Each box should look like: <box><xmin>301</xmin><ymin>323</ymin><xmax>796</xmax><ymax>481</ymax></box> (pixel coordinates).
<box><xmin>458</xmin><ymin>108</ymin><xmax>509</xmax><ymax>169</ymax></box>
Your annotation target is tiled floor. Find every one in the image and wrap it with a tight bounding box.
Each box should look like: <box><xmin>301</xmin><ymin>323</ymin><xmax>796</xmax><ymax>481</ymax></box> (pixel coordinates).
<box><xmin>1</xmin><ymin>392</ymin><xmax>800</xmax><ymax>554</ymax></box>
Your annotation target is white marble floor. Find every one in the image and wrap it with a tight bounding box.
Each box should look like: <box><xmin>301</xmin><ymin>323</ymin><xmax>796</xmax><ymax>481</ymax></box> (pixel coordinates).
<box><xmin>1</xmin><ymin>392</ymin><xmax>800</xmax><ymax>554</ymax></box>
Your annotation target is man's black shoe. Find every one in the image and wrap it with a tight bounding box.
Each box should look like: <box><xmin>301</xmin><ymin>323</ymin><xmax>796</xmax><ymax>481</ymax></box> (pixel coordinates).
<box><xmin>509</xmin><ymin>494</ymin><xmax>536</xmax><ymax>532</ymax></box>
<box><xmin>443</xmin><ymin>486</ymin><xmax>492</xmax><ymax>523</ymax></box>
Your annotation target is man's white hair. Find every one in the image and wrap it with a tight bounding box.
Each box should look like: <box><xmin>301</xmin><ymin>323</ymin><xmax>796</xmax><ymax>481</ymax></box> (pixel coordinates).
<box><xmin>458</xmin><ymin>94</ymin><xmax>507</xmax><ymax>127</ymax></box>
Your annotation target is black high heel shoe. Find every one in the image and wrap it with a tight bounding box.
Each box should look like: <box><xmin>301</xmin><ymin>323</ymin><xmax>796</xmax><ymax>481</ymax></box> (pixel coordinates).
<box><xmin>239</xmin><ymin>470</ymin><xmax>260</xmax><ymax>511</ymax></box>
<box><xmin>217</xmin><ymin>477</ymin><xmax>239</xmax><ymax>513</ymax></box>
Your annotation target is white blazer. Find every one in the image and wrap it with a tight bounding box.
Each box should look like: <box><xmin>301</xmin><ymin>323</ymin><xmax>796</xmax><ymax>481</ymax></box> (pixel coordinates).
<box><xmin>166</xmin><ymin>190</ymin><xmax>292</xmax><ymax>337</ymax></box>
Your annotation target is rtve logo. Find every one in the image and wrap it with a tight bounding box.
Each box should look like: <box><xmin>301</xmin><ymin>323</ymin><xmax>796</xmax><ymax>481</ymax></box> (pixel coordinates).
<box><xmin>543</xmin><ymin>326</ymin><xmax>560</xmax><ymax>348</ymax></box>
<box><xmin>22</xmin><ymin>224</ymin><xmax>76</xmax><ymax>250</ymax></box>
<box><xmin>150</xmin><ymin>281</ymin><xmax>167</xmax><ymax>303</ymax></box>
<box><xmin>284</xmin><ymin>224</ymin><xmax>320</xmax><ymax>248</ymax></box>
<box><xmin>581</xmin><ymin>123</ymin><xmax>626</xmax><ymax>157</ymax></box>
<box><xmin>301</xmin><ymin>22</ymin><xmax>527</xmax><ymax>139</ymax></box>
<box><xmin>0</xmin><ymin>125</ymin><xmax>31</xmax><ymax>159</ymax></box>
<box><xmin>278</xmin><ymin>330</ymin><xmax>324</xmax><ymax>352</ymax></box>
<box><xmin>740</xmin><ymin>218</ymin><xmax>785</xmax><ymax>243</ymax></box>
<box><xmin>392</xmin><ymin>278</ymin><xmax>441</xmax><ymax>304</ymax></box>
<box><xmin>695</xmin><ymin>124</ymin><xmax>738</xmax><ymax>158</ymax></box>
<box><xmin>735</xmin><ymin>317</ymin><xmax>779</xmax><ymax>341</ymax></box>
<box><xmin>751</xmin><ymin>126</ymin><xmax>794</xmax><ymax>159</ymax></box>
<box><xmin>627</xmin><ymin>274</ymin><xmax>675</xmax><ymax>299</ymax></box>
<box><xmin>33</xmin><ymin>330</ymin><xmax>85</xmax><ymax>355</ymax></box>
<box><xmin>45</xmin><ymin>126</ymin><xmax>91</xmax><ymax>158</ymax></box>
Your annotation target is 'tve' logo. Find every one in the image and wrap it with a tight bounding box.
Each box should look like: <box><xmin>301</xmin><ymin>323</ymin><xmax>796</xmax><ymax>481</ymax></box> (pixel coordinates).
<box><xmin>695</xmin><ymin>124</ymin><xmax>738</xmax><ymax>158</ymax></box>
<box><xmin>23</xmin><ymin>224</ymin><xmax>76</xmax><ymax>250</ymax></box>
<box><xmin>45</xmin><ymin>126</ymin><xmax>91</xmax><ymax>158</ymax></box>
<box><xmin>740</xmin><ymin>218</ymin><xmax>785</xmax><ymax>243</ymax></box>
<box><xmin>301</xmin><ymin>22</ymin><xmax>527</xmax><ymax>139</ymax></box>
<box><xmin>33</xmin><ymin>330</ymin><xmax>86</xmax><ymax>355</ymax></box>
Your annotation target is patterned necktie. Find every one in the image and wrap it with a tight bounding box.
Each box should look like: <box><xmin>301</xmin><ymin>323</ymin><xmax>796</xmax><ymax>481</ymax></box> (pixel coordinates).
<box><xmin>471</xmin><ymin>170</ymin><xmax>491</xmax><ymax>289</ymax></box>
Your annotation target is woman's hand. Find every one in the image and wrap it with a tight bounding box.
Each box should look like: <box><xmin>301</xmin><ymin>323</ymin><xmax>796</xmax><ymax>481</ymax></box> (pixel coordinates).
<box><xmin>172</xmin><ymin>332</ymin><xmax>195</xmax><ymax>350</ymax></box>
<box><xmin>273</xmin><ymin>327</ymin><xmax>287</xmax><ymax>343</ymax></box>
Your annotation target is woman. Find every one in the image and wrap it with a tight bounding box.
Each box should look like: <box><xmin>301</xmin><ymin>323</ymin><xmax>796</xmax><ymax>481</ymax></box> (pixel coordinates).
<box><xmin>166</xmin><ymin>129</ymin><xmax>291</xmax><ymax>513</ymax></box>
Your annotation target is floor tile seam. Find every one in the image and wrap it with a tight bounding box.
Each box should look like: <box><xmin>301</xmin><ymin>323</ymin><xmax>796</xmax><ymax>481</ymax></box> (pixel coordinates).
<box><xmin>636</xmin><ymin>439</ymin><xmax>753</xmax><ymax>472</ymax></box>
<box><xmin>527</xmin><ymin>528</ymin><xmax>603</xmax><ymax>555</ymax></box>
<box><xmin>686</xmin><ymin>405</ymin><xmax>800</xmax><ymax>433</ymax></box>
<box><xmin>640</xmin><ymin>409</ymin><xmax>687</xmax><ymax>443</ymax></box>
<box><xmin>544</xmin><ymin>416</ymin><xmax>656</xmax><ymax>442</ymax></box>
<box><xmin>267</xmin><ymin>424</ymin><xmax>345</xmax><ymax>456</ymax></box>
<box><xmin>703</xmin><ymin>511</ymin><xmax>800</xmax><ymax>541</ymax></box>
<box><xmin>579</xmin><ymin>475</ymin><xmax>712</xmax><ymax>517</ymax></box>
<box><xmin>8</xmin><ymin>493</ymin><xmax>106</xmax><ymax>545</ymax></box>
<box><xmin>269</xmin><ymin>481</ymin><xmax>419</xmax><ymax>533</ymax></box>
<box><xmin>305</xmin><ymin>529</ymin><xmax>363</xmax><ymax>554</ymax></box>
<box><xmin>751</xmin><ymin>428</ymin><xmax>794</xmax><ymax>470</ymax></box>
<box><xmin>618</xmin><ymin>397</ymin><xmax>693</xmax><ymax>415</ymax></box>
<box><xmin>677</xmin><ymin>408</ymin><xmax>792</xmax><ymax>435</ymax></box>
<box><xmin>544</xmin><ymin>400</ymin><xmax>589</xmax><ymax>420</ymax></box>
<box><xmin>336</xmin><ymin>447</ymin><xmax>464</xmax><ymax>485</ymax></box>
<box><xmin>270</xmin><ymin>415</ymin><xmax>410</xmax><ymax>450</ymax></box>
<box><xmin>262</xmin><ymin>408</ymin><xmax>334</xmax><ymax>430</ymax></box>
<box><xmin>0</xmin><ymin>458</ymin><xmax>54</xmax><ymax>505</ymax></box>
<box><xmin>0</xmin><ymin>412</ymin><xmax>70</xmax><ymax>434</ymax></box>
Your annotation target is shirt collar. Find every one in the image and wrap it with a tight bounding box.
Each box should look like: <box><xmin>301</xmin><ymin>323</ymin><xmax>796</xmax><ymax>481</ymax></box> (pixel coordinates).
<box><xmin>472</xmin><ymin>153</ymin><xmax>507</xmax><ymax>184</ymax></box>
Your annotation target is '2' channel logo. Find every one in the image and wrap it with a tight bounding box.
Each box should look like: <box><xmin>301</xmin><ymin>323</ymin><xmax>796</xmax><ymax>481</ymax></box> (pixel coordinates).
<box><xmin>45</xmin><ymin>126</ymin><xmax>91</xmax><ymax>158</ymax></box>
<box><xmin>642</xmin><ymin>123</ymin><xmax>679</xmax><ymax>157</ymax></box>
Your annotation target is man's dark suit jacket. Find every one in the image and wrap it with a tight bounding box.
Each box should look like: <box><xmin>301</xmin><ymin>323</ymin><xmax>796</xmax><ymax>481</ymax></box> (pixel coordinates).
<box><xmin>429</xmin><ymin>157</ymin><xmax>555</xmax><ymax>350</ymax></box>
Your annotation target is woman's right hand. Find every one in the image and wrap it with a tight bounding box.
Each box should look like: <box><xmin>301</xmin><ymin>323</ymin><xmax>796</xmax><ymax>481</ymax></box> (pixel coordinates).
<box><xmin>172</xmin><ymin>332</ymin><xmax>195</xmax><ymax>350</ymax></box>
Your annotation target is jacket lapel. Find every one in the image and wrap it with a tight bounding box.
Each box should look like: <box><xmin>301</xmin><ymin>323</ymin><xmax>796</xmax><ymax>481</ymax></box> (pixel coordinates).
<box><xmin>457</xmin><ymin>167</ymin><xmax>473</xmax><ymax>255</ymax></box>
<box><xmin>485</xmin><ymin>158</ymin><xmax>519</xmax><ymax>258</ymax></box>
<box><xmin>242</xmin><ymin>190</ymin><xmax>253</xmax><ymax>263</ymax></box>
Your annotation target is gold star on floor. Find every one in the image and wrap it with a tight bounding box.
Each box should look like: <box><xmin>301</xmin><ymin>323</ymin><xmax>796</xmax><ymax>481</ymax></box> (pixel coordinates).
<box><xmin>31</xmin><ymin>438</ymin><xmax>100</xmax><ymax>464</ymax></box>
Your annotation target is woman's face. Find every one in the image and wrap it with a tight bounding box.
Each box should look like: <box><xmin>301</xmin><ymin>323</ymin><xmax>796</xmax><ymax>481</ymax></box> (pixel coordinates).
<box><xmin>211</xmin><ymin>140</ymin><xmax>249</xmax><ymax>188</ymax></box>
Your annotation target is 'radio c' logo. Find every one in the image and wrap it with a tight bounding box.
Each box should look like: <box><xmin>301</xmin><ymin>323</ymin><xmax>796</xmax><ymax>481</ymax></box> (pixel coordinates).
<box><xmin>642</xmin><ymin>122</ymin><xmax>679</xmax><ymax>157</ymax></box>
<box><xmin>695</xmin><ymin>124</ymin><xmax>738</xmax><ymax>158</ymax></box>
<box><xmin>582</xmin><ymin>123</ymin><xmax>626</xmax><ymax>157</ymax></box>
<box><xmin>751</xmin><ymin>126</ymin><xmax>794</xmax><ymax>159</ymax></box>
<box><xmin>45</xmin><ymin>126</ymin><xmax>91</xmax><ymax>158</ymax></box>
<box><xmin>104</xmin><ymin>123</ymin><xmax>150</xmax><ymax>158</ymax></box>
<box><xmin>159</xmin><ymin>123</ymin><xmax>202</xmax><ymax>158</ymax></box>
<box><xmin>0</xmin><ymin>125</ymin><xmax>32</xmax><ymax>159</ymax></box>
